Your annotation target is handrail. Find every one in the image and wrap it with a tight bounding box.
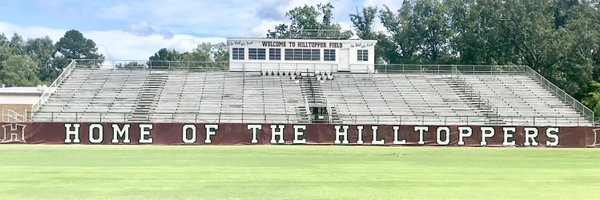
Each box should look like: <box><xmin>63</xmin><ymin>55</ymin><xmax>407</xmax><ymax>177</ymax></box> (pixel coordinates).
<box><xmin>1</xmin><ymin>108</ymin><xmax>27</xmax><ymax>122</ymax></box>
<box><xmin>524</xmin><ymin>67</ymin><xmax>595</xmax><ymax>124</ymax></box>
<box><xmin>451</xmin><ymin>67</ymin><xmax>493</xmax><ymax>111</ymax></box>
<box><xmin>31</xmin><ymin>59</ymin><xmax>77</xmax><ymax>112</ymax></box>
<box><xmin>28</xmin><ymin>111</ymin><xmax>592</xmax><ymax>126</ymax></box>
<box><xmin>376</xmin><ymin>64</ymin><xmax>526</xmax><ymax>74</ymax></box>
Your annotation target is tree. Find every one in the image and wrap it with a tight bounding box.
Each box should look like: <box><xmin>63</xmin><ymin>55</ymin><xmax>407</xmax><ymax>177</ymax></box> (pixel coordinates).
<box><xmin>25</xmin><ymin>36</ymin><xmax>55</xmax><ymax>83</ymax></box>
<box><xmin>53</xmin><ymin>30</ymin><xmax>104</xmax><ymax>70</ymax></box>
<box><xmin>350</xmin><ymin>6</ymin><xmax>392</xmax><ymax>64</ymax></box>
<box><xmin>213</xmin><ymin>42</ymin><xmax>229</xmax><ymax>63</ymax></box>
<box><xmin>267</xmin><ymin>3</ymin><xmax>352</xmax><ymax>39</ymax></box>
<box><xmin>148</xmin><ymin>48</ymin><xmax>181</xmax><ymax>68</ymax></box>
<box><xmin>149</xmin><ymin>42</ymin><xmax>229</xmax><ymax>70</ymax></box>
<box><xmin>0</xmin><ymin>55</ymin><xmax>40</xmax><ymax>86</ymax></box>
<box><xmin>116</xmin><ymin>61</ymin><xmax>146</xmax><ymax>69</ymax></box>
<box><xmin>378</xmin><ymin>1</ymin><xmax>453</xmax><ymax>64</ymax></box>
<box><xmin>350</xmin><ymin>7</ymin><xmax>378</xmax><ymax>40</ymax></box>
<box><xmin>379</xmin><ymin>4</ymin><xmax>419</xmax><ymax>64</ymax></box>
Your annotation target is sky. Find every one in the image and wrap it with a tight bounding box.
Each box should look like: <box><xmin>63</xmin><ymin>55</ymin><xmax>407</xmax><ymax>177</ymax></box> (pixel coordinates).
<box><xmin>0</xmin><ymin>0</ymin><xmax>400</xmax><ymax>61</ymax></box>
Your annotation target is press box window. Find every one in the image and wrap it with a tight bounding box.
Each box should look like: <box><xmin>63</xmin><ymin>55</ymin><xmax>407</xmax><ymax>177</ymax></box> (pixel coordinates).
<box><xmin>284</xmin><ymin>49</ymin><xmax>320</xmax><ymax>61</ymax></box>
<box><xmin>232</xmin><ymin>48</ymin><xmax>245</xmax><ymax>60</ymax></box>
<box><xmin>357</xmin><ymin>49</ymin><xmax>368</xmax><ymax>61</ymax></box>
<box><xmin>269</xmin><ymin>48</ymin><xmax>281</xmax><ymax>60</ymax></box>
<box><xmin>249</xmin><ymin>48</ymin><xmax>266</xmax><ymax>60</ymax></box>
<box><xmin>324</xmin><ymin>49</ymin><xmax>336</xmax><ymax>61</ymax></box>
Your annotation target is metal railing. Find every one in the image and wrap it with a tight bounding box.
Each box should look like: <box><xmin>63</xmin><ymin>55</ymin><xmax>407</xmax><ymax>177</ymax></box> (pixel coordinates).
<box><xmin>375</xmin><ymin>64</ymin><xmax>526</xmax><ymax>74</ymax></box>
<box><xmin>73</xmin><ymin>59</ymin><xmax>375</xmax><ymax>73</ymax></box>
<box><xmin>75</xmin><ymin>59</ymin><xmax>229</xmax><ymax>71</ymax></box>
<box><xmin>1</xmin><ymin>108</ymin><xmax>27</xmax><ymax>122</ymax></box>
<box><xmin>524</xmin><ymin>67</ymin><xmax>595</xmax><ymax>124</ymax></box>
<box><xmin>287</xmin><ymin>29</ymin><xmax>351</xmax><ymax>39</ymax></box>
<box><xmin>450</xmin><ymin>66</ymin><xmax>498</xmax><ymax>116</ymax></box>
<box><xmin>31</xmin><ymin>60</ymin><xmax>77</xmax><ymax>112</ymax></box>
<box><xmin>28</xmin><ymin>111</ymin><xmax>593</xmax><ymax>126</ymax></box>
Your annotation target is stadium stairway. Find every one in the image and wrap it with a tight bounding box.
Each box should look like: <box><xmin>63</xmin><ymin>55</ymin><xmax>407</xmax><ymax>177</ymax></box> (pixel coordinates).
<box><xmin>445</xmin><ymin>77</ymin><xmax>504</xmax><ymax>125</ymax></box>
<box><xmin>129</xmin><ymin>72</ymin><xmax>168</xmax><ymax>122</ymax></box>
<box><xmin>299</xmin><ymin>72</ymin><xmax>341</xmax><ymax>123</ymax></box>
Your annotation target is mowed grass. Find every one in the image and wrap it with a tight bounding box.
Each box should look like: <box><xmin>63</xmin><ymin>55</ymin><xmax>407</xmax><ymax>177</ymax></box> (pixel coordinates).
<box><xmin>0</xmin><ymin>145</ymin><xmax>599</xmax><ymax>200</ymax></box>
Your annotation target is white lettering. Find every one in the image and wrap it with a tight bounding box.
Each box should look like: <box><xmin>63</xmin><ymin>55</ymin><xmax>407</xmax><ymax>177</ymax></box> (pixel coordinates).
<box><xmin>334</xmin><ymin>125</ymin><xmax>349</xmax><ymax>144</ymax></box>
<box><xmin>111</xmin><ymin>124</ymin><xmax>131</xmax><ymax>144</ymax></box>
<box><xmin>270</xmin><ymin>125</ymin><xmax>285</xmax><ymax>144</ymax></box>
<box><xmin>64</xmin><ymin>123</ymin><xmax>81</xmax><ymax>143</ymax></box>
<box><xmin>393</xmin><ymin>126</ymin><xmax>406</xmax><ymax>145</ymax></box>
<box><xmin>546</xmin><ymin>127</ymin><xmax>559</xmax><ymax>147</ymax></box>
<box><xmin>89</xmin><ymin>124</ymin><xmax>103</xmax><ymax>144</ymax></box>
<box><xmin>437</xmin><ymin>127</ymin><xmax>450</xmax><ymax>145</ymax></box>
<box><xmin>502</xmin><ymin>127</ymin><xmax>516</xmax><ymax>146</ymax></box>
<box><xmin>182</xmin><ymin>124</ymin><xmax>196</xmax><ymax>144</ymax></box>
<box><xmin>415</xmin><ymin>126</ymin><xmax>428</xmax><ymax>145</ymax></box>
<box><xmin>524</xmin><ymin>127</ymin><xmax>539</xmax><ymax>146</ymax></box>
<box><xmin>458</xmin><ymin>127</ymin><xmax>472</xmax><ymax>146</ymax></box>
<box><xmin>480</xmin><ymin>127</ymin><xmax>495</xmax><ymax>146</ymax></box>
<box><xmin>293</xmin><ymin>125</ymin><xmax>306</xmax><ymax>144</ymax></box>
<box><xmin>248</xmin><ymin>125</ymin><xmax>261</xmax><ymax>144</ymax></box>
<box><xmin>356</xmin><ymin>126</ymin><xmax>364</xmax><ymax>144</ymax></box>
<box><xmin>204</xmin><ymin>124</ymin><xmax>218</xmax><ymax>144</ymax></box>
<box><xmin>139</xmin><ymin>124</ymin><xmax>153</xmax><ymax>144</ymax></box>
<box><xmin>372</xmin><ymin>126</ymin><xmax>384</xmax><ymax>145</ymax></box>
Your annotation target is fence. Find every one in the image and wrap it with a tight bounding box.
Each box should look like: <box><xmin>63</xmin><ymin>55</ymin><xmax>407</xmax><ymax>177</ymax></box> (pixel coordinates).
<box><xmin>28</xmin><ymin>111</ymin><xmax>592</xmax><ymax>126</ymax></box>
<box><xmin>375</xmin><ymin>64</ymin><xmax>526</xmax><ymax>74</ymax></box>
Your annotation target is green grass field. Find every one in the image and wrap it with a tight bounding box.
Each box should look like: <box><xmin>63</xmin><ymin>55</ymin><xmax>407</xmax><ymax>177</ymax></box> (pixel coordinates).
<box><xmin>0</xmin><ymin>145</ymin><xmax>599</xmax><ymax>200</ymax></box>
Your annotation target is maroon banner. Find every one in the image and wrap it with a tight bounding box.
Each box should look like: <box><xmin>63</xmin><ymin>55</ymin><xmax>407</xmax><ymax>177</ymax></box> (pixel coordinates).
<box><xmin>1</xmin><ymin>122</ymin><xmax>599</xmax><ymax>147</ymax></box>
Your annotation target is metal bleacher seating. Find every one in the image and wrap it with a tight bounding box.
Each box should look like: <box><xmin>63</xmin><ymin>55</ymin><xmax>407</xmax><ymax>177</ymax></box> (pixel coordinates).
<box><xmin>33</xmin><ymin>69</ymin><xmax>148</xmax><ymax>122</ymax></box>
<box><xmin>31</xmin><ymin>66</ymin><xmax>593</xmax><ymax>126</ymax></box>
<box><xmin>464</xmin><ymin>74</ymin><xmax>591</xmax><ymax>126</ymax></box>
<box><xmin>321</xmin><ymin>73</ymin><xmax>486</xmax><ymax>125</ymax></box>
<box><xmin>151</xmin><ymin>71</ymin><xmax>303</xmax><ymax>123</ymax></box>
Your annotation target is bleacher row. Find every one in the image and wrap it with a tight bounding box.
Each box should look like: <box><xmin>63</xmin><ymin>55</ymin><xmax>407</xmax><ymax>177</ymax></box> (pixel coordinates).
<box><xmin>321</xmin><ymin>74</ymin><xmax>485</xmax><ymax>125</ymax></box>
<box><xmin>153</xmin><ymin>71</ymin><xmax>302</xmax><ymax>123</ymax></box>
<box><xmin>32</xmin><ymin>68</ymin><xmax>592</xmax><ymax>126</ymax></box>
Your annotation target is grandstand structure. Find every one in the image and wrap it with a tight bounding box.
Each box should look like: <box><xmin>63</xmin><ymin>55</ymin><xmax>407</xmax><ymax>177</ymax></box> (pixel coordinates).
<box><xmin>28</xmin><ymin>65</ymin><xmax>593</xmax><ymax>126</ymax></box>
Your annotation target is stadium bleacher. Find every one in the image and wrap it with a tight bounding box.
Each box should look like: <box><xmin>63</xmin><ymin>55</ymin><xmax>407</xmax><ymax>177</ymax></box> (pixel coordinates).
<box><xmin>30</xmin><ymin>63</ymin><xmax>594</xmax><ymax>126</ymax></box>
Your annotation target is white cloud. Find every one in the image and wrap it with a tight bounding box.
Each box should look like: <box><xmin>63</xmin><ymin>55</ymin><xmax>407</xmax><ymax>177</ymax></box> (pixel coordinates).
<box><xmin>0</xmin><ymin>21</ymin><xmax>64</xmax><ymax>41</ymax></box>
<box><xmin>251</xmin><ymin>20</ymin><xmax>285</xmax><ymax>37</ymax></box>
<box><xmin>0</xmin><ymin>21</ymin><xmax>225</xmax><ymax>61</ymax></box>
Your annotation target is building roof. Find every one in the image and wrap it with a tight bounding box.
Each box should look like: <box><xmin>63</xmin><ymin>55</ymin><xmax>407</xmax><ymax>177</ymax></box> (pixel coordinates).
<box><xmin>0</xmin><ymin>87</ymin><xmax>44</xmax><ymax>95</ymax></box>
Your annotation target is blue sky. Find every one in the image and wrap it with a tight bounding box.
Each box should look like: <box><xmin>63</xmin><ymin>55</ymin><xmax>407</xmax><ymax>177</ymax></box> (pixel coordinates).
<box><xmin>0</xmin><ymin>0</ymin><xmax>400</xmax><ymax>60</ymax></box>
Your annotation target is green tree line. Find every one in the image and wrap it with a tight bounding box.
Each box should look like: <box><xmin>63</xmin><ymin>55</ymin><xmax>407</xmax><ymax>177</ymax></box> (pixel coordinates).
<box><xmin>144</xmin><ymin>42</ymin><xmax>228</xmax><ymax>70</ymax></box>
<box><xmin>0</xmin><ymin>30</ymin><xmax>104</xmax><ymax>87</ymax></box>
